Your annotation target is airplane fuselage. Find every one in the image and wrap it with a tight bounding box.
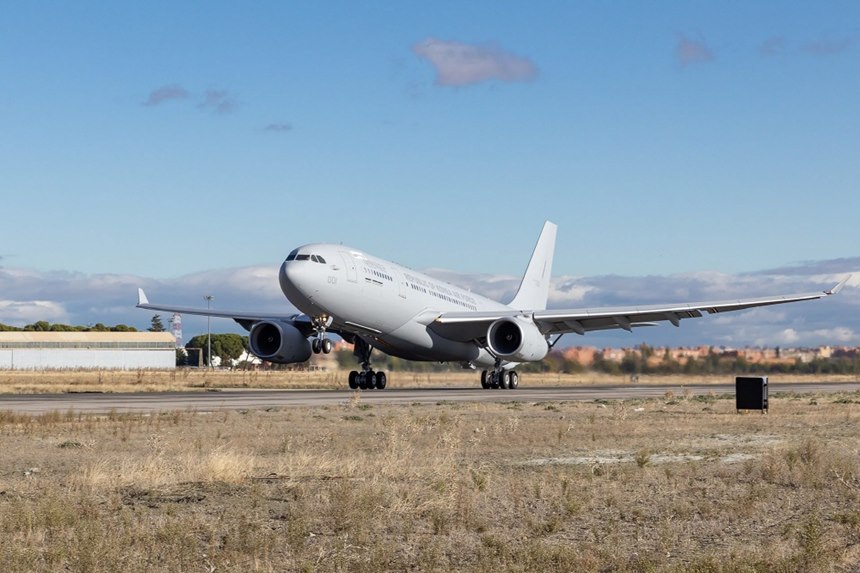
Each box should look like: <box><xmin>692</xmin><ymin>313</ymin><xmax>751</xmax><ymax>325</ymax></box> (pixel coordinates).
<box><xmin>279</xmin><ymin>243</ymin><xmax>507</xmax><ymax>367</ymax></box>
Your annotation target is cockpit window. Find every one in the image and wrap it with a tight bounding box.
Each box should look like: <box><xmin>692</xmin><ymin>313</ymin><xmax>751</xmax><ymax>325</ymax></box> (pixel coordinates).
<box><xmin>290</xmin><ymin>251</ymin><xmax>326</xmax><ymax>263</ymax></box>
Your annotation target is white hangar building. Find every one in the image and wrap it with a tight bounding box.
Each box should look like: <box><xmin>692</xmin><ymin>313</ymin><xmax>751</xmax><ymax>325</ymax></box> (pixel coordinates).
<box><xmin>0</xmin><ymin>332</ymin><xmax>176</xmax><ymax>370</ymax></box>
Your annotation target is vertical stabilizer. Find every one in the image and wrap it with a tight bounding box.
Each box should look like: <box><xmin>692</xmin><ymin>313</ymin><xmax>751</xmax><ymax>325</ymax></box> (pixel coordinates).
<box><xmin>508</xmin><ymin>221</ymin><xmax>557</xmax><ymax>311</ymax></box>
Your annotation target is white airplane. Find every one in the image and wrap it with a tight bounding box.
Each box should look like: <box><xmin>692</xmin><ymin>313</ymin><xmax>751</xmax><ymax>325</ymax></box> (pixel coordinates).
<box><xmin>137</xmin><ymin>221</ymin><xmax>846</xmax><ymax>390</ymax></box>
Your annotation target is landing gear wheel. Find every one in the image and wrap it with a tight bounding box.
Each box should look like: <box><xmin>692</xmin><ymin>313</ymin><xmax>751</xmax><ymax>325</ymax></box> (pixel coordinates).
<box><xmin>376</xmin><ymin>371</ymin><xmax>387</xmax><ymax>389</ymax></box>
<box><xmin>365</xmin><ymin>371</ymin><xmax>377</xmax><ymax>390</ymax></box>
<box><xmin>312</xmin><ymin>338</ymin><xmax>322</xmax><ymax>354</ymax></box>
<box><xmin>321</xmin><ymin>339</ymin><xmax>332</xmax><ymax>354</ymax></box>
<box><xmin>509</xmin><ymin>370</ymin><xmax>519</xmax><ymax>389</ymax></box>
<box><xmin>480</xmin><ymin>370</ymin><xmax>490</xmax><ymax>389</ymax></box>
<box><xmin>500</xmin><ymin>371</ymin><xmax>511</xmax><ymax>390</ymax></box>
<box><xmin>358</xmin><ymin>372</ymin><xmax>367</xmax><ymax>390</ymax></box>
<box><xmin>490</xmin><ymin>372</ymin><xmax>500</xmax><ymax>389</ymax></box>
<box><xmin>348</xmin><ymin>371</ymin><xmax>358</xmax><ymax>390</ymax></box>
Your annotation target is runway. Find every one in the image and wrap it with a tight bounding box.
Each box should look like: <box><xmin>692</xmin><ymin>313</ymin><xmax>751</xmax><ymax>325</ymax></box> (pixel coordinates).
<box><xmin>1</xmin><ymin>381</ymin><xmax>859</xmax><ymax>414</ymax></box>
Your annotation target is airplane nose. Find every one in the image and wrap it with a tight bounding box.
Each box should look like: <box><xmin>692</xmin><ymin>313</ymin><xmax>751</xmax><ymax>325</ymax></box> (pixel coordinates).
<box><xmin>279</xmin><ymin>260</ymin><xmax>311</xmax><ymax>299</ymax></box>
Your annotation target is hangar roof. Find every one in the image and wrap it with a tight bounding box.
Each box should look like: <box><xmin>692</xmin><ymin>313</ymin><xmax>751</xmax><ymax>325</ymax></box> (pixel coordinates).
<box><xmin>0</xmin><ymin>332</ymin><xmax>175</xmax><ymax>343</ymax></box>
<box><xmin>0</xmin><ymin>332</ymin><xmax>176</xmax><ymax>350</ymax></box>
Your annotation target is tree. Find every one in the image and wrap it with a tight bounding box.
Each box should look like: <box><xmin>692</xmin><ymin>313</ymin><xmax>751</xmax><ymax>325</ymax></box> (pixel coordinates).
<box><xmin>186</xmin><ymin>333</ymin><xmax>249</xmax><ymax>367</ymax></box>
<box><xmin>148</xmin><ymin>314</ymin><xmax>166</xmax><ymax>332</ymax></box>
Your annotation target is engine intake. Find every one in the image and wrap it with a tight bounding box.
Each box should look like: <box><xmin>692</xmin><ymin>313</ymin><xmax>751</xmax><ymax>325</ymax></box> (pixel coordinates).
<box><xmin>249</xmin><ymin>321</ymin><xmax>312</xmax><ymax>364</ymax></box>
<box><xmin>487</xmin><ymin>316</ymin><xmax>549</xmax><ymax>362</ymax></box>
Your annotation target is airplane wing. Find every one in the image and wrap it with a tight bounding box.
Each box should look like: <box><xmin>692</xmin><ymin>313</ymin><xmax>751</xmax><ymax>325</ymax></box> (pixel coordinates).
<box><xmin>430</xmin><ymin>279</ymin><xmax>848</xmax><ymax>343</ymax></box>
<box><xmin>135</xmin><ymin>288</ymin><xmax>311</xmax><ymax>332</ymax></box>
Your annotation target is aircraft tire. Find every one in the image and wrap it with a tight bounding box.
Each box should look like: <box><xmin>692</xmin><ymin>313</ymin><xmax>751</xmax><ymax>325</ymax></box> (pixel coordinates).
<box><xmin>509</xmin><ymin>371</ymin><xmax>519</xmax><ymax>389</ymax></box>
<box><xmin>500</xmin><ymin>371</ymin><xmax>511</xmax><ymax>390</ymax></box>
<box><xmin>480</xmin><ymin>370</ymin><xmax>490</xmax><ymax>389</ymax></box>
<box><xmin>312</xmin><ymin>339</ymin><xmax>322</xmax><ymax>354</ymax></box>
<box><xmin>376</xmin><ymin>371</ymin><xmax>387</xmax><ymax>389</ymax></box>
<box><xmin>348</xmin><ymin>371</ymin><xmax>358</xmax><ymax>390</ymax></box>
<box><xmin>322</xmin><ymin>339</ymin><xmax>332</xmax><ymax>354</ymax></box>
<box><xmin>490</xmin><ymin>372</ymin><xmax>499</xmax><ymax>389</ymax></box>
<box><xmin>366</xmin><ymin>371</ymin><xmax>377</xmax><ymax>390</ymax></box>
<box><xmin>358</xmin><ymin>372</ymin><xmax>367</xmax><ymax>390</ymax></box>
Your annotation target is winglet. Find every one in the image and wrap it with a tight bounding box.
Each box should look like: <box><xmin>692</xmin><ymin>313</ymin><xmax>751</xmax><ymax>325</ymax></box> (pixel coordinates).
<box><xmin>137</xmin><ymin>288</ymin><xmax>150</xmax><ymax>306</ymax></box>
<box><xmin>826</xmin><ymin>276</ymin><xmax>851</xmax><ymax>296</ymax></box>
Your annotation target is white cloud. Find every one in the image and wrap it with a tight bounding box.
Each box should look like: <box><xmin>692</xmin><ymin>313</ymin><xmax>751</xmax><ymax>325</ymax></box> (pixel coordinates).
<box><xmin>198</xmin><ymin>89</ymin><xmax>238</xmax><ymax>114</ymax></box>
<box><xmin>803</xmin><ymin>37</ymin><xmax>853</xmax><ymax>57</ymax></box>
<box><xmin>812</xmin><ymin>327</ymin><xmax>856</xmax><ymax>343</ymax></box>
<box><xmin>774</xmin><ymin>328</ymin><xmax>800</xmax><ymax>345</ymax></box>
<box><xmin>412</xmin><ymin>38</ymin><xmax>538</xmax><ymax>87</ymax></box>
<box><xmin>143</xmin><ymin>84</ymin><xmax>190</xmax><ymax>107</ymax></box>
<box><xmin>676</xmin><ymin>33</ymin><xmax>714</xmax><ymax>67</ymax></box>
<box><xmin>0</xmin><ymin>300</ymin><xmax>69</xmax><ymax>326</ymax></box>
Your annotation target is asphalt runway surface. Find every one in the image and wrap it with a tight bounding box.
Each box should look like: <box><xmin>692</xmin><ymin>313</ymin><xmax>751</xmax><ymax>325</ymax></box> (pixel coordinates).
<box><xmin>1</xmin><ymin>382</ymin><xmax>859</xmax><ymax>414</ymax></box>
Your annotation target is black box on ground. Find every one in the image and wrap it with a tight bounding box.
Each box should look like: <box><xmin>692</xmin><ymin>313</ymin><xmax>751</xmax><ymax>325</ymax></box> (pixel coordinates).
<box><xmin>736</xmin><ymin>376</ymin><xmax>768</xmax><ymax>412</ymax></box>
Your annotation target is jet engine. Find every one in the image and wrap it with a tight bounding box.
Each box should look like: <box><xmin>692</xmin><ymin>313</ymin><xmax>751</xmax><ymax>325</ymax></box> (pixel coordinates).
<box><xmin>249</xmin><ymin>321</ymin><xmax>312</xmax><ymax>364</ymax></box>
<box><xmin>486</xmin><ymin>316</ymin><xmax>549</xmax><ymax>362</ymax></box>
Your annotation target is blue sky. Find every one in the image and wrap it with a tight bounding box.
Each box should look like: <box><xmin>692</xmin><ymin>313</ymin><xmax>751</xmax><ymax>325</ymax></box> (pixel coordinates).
<box><xmin>1</xmin><ymin>2</ymin><xmax>858</xmax><ymax>346</ymax></box>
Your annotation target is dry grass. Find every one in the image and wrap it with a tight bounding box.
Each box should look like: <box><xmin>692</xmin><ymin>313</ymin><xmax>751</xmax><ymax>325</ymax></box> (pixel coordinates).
<box><xmin>0</xmin><ymin>368</ymin><xmax>856</xmax><ymax>394</ymax></box>
<box><xmin>1</xmin><ymin>391</ymin><xmax>860</xmax><ymax>571</ymax></box>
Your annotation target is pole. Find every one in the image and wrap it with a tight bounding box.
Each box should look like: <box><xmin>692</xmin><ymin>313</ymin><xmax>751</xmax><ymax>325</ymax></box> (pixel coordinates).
<box><xmin>205</xmin><ymin>295</ymin><xmax>214</xmax><ymax>368</ymax></box>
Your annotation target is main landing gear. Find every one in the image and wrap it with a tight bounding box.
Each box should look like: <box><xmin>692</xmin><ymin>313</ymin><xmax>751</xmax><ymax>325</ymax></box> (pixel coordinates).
<box><xmin>347</xmin><ymin>337</ymin><xmax>387</xmax><ymax>390</ymax></box>
<box><xmin>311</xmin><ymin>316</ymin><xmax>333</xmax><ymax>355</ymax></box>
<box><xmin>480</xmin><ymin>364</ymin><xmax>519</xmax><ymax>390</ymax></box>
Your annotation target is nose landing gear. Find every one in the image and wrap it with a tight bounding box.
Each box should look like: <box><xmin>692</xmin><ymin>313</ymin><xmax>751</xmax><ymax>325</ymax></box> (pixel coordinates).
<box><xmin>311</xmin><ymin>316</ymin><xmax>333</xmax><ymax>355</ymax></box>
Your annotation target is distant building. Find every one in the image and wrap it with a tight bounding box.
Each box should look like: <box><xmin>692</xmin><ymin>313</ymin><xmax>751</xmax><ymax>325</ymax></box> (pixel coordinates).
<box><xmin>562</xmin><ymin>346</ymin><xmax>597</xmax><ymax>366</ymax></box>
<box><xmin>0</xmin><ymin>332</ymin><xmax>176</xmax><ymax>370</ymax></box>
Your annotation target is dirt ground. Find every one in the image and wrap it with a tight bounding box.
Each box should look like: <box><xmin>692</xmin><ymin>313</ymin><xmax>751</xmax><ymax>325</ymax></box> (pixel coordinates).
<box><xmin>1</xmin><ymin>389</ymin><xmax>860</xmax><ymax>571</ymax></box>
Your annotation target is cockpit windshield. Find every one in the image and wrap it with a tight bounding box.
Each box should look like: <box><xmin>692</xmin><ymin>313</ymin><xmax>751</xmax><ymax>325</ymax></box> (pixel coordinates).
<box><xmin>286</xmin><ymin>250</ymin><xmax>327</xmax><ymax>264</ymax></box>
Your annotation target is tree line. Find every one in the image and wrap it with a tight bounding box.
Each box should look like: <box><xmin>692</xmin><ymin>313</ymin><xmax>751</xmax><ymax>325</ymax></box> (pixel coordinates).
<box><xmin>17</xmin><ymin>312</ymin><xmax>848</xmax><ymax>376</ymax></box>
<box><xmin>0</xmin><ymin>321</ymin><xmax>137</xmax><ymax>332</ymax></box>
<box><xmin>517</xmin><ymin>347</ymin><xmax>860</xmax><ymax>376</ymax></box>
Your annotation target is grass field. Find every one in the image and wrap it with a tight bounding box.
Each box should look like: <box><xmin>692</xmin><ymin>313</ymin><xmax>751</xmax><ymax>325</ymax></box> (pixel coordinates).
<box><xmin>0</xmin><ymin>368</ymin><xmax>857</xmax><ymax>394</ymax></box>
<box><xmin>1</xmin><ymin>388</ymin><xmax>860</xmax><ymax>571</ymax></box>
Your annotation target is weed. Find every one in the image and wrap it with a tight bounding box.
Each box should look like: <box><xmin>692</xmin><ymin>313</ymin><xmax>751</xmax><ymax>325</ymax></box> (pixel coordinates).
<box><xmin>470</xmin><ymin>469</ymin><xmax>487</xmax><ymax>491</ymax></box>
<box><xmin>58</xmin><ymin>440</ymin><xmax>83</xmax><ymax>449</ymax></box>
<box><xmin>635</xmin><ymin>449</ymin><xmax>652</xmax><ymax>468</ymax></box>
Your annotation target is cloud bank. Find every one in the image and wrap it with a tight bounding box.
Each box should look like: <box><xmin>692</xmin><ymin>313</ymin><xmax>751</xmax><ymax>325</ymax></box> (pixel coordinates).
<box><xmin>412</xmin><ymin>38</ymin><xmax>538</xmax><ymax>86</ymax></box>
<box><xmin>0</xmin><ymin>260</ymin><xmax>856</xmax><ymax>348</ymax></box>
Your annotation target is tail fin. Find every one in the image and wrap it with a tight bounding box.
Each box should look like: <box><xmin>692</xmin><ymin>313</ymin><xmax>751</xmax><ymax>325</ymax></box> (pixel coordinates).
<box><xmin>508</xmin><ymin>221</ymin><xmax>557</xmax><ymax>311</ymax></box>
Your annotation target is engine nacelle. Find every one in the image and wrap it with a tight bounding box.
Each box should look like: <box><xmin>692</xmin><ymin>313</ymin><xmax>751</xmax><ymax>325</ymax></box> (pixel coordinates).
<box><xmin>487</xmin><ymin>316</ymin><xmax>549</xmax><ymax>362</ymax></box>
<box><xmin>249</xmin><ymin>321</ymin><xmax>312</xmax><ymax>364</ymax></box>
